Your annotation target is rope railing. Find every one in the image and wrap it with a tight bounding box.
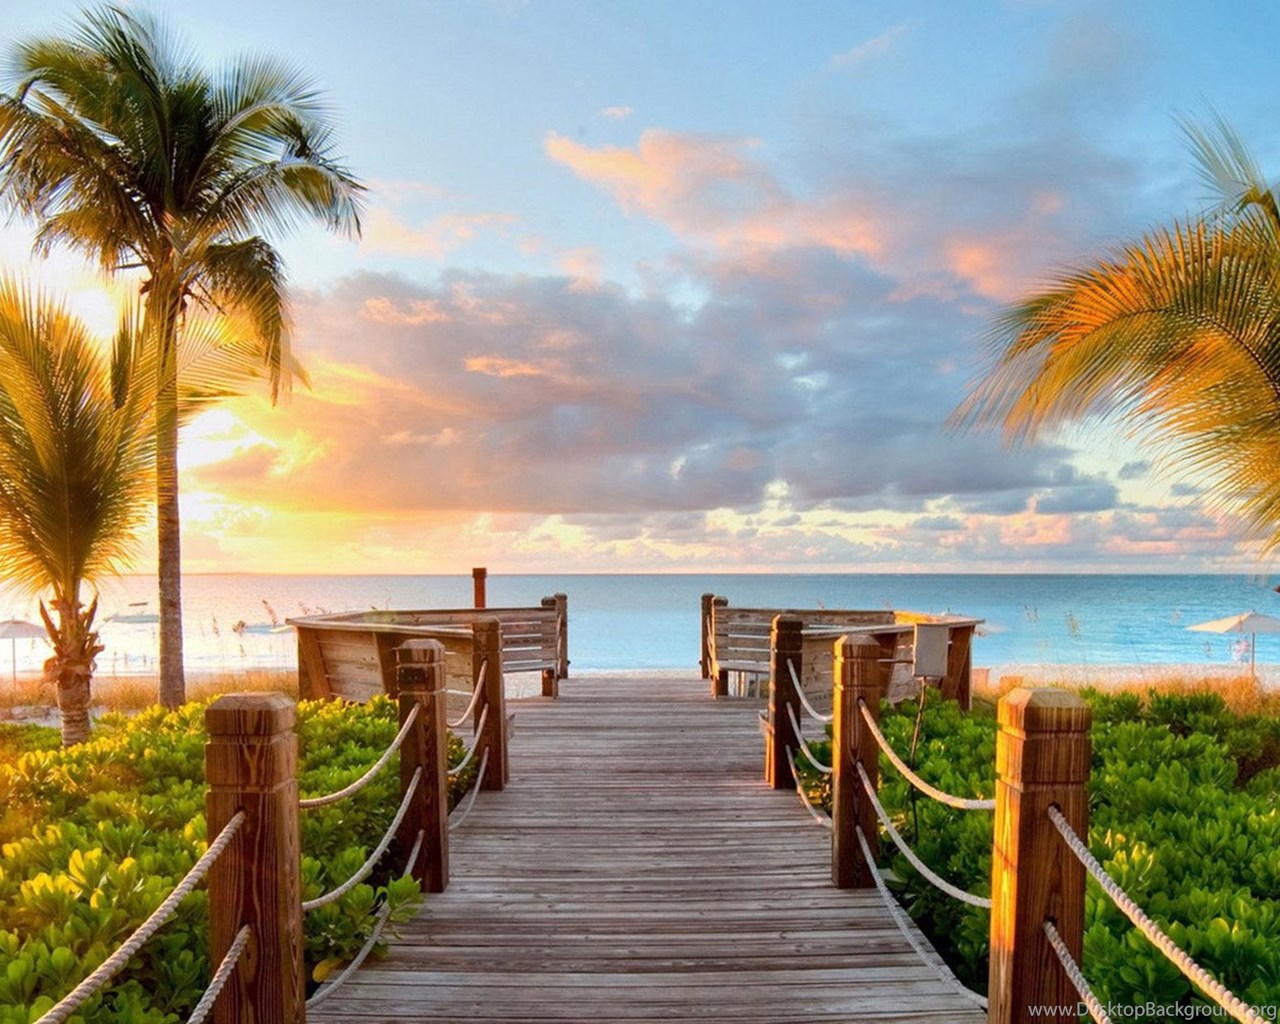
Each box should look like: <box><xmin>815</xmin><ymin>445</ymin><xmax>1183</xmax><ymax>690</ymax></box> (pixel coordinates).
<box><xmin>302</xmin><ymin>767</ymin><xmax>423</xmax><ymax>912</ymax></box>
<box><xmin>786</xmin><ymin>748</ymin><xmax>833</xmax><ymax>830</ymax></box>
<box><xmin>856</xmin><ymin>698</ymin><xmax>995</xmax><ymax>811</ymax></box>
<box><xmin>785</xmin><ymin>703</ymin><xmax>832</xmax><ymax>775</ymax></box>
<box><xmin>35</xmin><ymin>810</ymin><xmax>247</xmax><ymax>1024</ymax></box>
<box><xmin>448</xmin><ymin>747</ymin><xmax>490</xmax><ymax>833</ymax></box>
<box><xmin>786</xmin><ymin>658</ymin><xmax>833</xmax><ymax>724</ymax></box>
<box><xmin>185</xmin><ymin>924</ymin><xmax>251</xmax><ymax>1024</ymax></box>
<box><xmin>306</xmin><ymin>828</ymin><xmax>427</xmax><ymax>1010</ymax></box>
<box><xmin>448</xmin><ymin>667</ymin><xmax>487</xmax><ymax>729</ymax></box>
<box><xmin>449</xmin><ymin>705</ymin><xmax>489</xmax><ymax>777</ymax></box>
<box><xmin>853</xmin><ymin>762</ymin><xmax>991</xmax><ymax>909</ymax></box>
<box><xmin>1043</xmin><ymin>919</ymin><xmax>1112</xmax><ymax>1024</ymax></box>
<box><xmin>1047</xmin><ymin>805</ymin><xmax>1268</xmax><ymax>1024</ymax></box>
<box><xmin>853</xmin><ymin>823</ymin><xmax>989</xmax><ymax>1012</ymax></box>
<box><xmin>299</xmin><ymin>702</ymin><xmax>421</xmax><ymax>809</ymax></box>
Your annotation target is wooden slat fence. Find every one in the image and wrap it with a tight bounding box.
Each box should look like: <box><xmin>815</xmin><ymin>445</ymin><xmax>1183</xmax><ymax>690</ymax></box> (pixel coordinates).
<box><xmin>700</xmin><ymin>594</ymin><xmax>980</xmax><ymax>708</ymax></box>
<box><xmin>289</xmin><ymin>594</ymin><xmax>568</xmax><ymax>702</ymax></box>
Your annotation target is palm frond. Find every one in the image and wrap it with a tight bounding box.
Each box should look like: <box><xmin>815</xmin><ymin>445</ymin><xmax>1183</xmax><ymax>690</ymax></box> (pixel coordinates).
<box><xmin>1180</xmin><ymin>110</ymin><xmax>1280</xmax><ymax>231</ymax></box>
<box><xmin>0</xmin><ymin>275</ymin><xmax>154</xmax><ymax>598</ymax></box>
<box><xmin>194</xmin><ymin>237</ymin><xmax>300</xmax><ymax>400</ymax></box>
<box><xmin>954</xmin><ymin>172</ymin><xmax>1280</xmax><ymax>550</ymax></box>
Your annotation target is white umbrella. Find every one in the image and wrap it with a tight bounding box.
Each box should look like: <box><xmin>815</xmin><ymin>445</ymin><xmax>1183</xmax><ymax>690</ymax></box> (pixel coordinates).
<box><xmin>0</xmin><ymin>619</ymin><xmax>48</xmax><ymax>684</ymax></box>
<box><xmin>1187</xmin><ymin>611</ymin><xmax>1280</xmax><ymax>677</ymax></box>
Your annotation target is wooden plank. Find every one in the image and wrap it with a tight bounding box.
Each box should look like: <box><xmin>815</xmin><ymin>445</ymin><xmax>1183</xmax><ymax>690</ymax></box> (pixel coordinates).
<box><xmin>308</xmin><ymin>675</ymin><xmax>985</xmax><ymax>1024</ymax></box>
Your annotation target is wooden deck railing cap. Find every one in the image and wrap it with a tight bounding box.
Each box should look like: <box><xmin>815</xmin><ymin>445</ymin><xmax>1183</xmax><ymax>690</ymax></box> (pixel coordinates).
<box><xmin>999</xmin><ymin>686</ymin><xmax>1092</xmax><ymax>727</ymax></box>
<box><xmin>996</xmin><ymin>688</ymin><xmax>1091</xmax><ymax>786</ymax></box>
<box><xmin>205</xmin><ymin>692</ymin><xmax>296</xmax><ymax>735</ymax></box>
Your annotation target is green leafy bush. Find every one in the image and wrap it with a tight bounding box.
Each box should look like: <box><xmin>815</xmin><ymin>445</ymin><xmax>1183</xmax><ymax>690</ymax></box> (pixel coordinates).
<box><xmin>794</xmin><ymin>688</ymin><xmax>1280</xmax><ymax>1019</ymax></box>
<box><xmin>0</xmin><ymin>696</ymin><xmax>476</xmax><ymax>1022</ymax></box>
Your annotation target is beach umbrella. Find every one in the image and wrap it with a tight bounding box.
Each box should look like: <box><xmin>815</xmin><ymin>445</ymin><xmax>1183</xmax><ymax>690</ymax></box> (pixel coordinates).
<box><xmin>1187</xmin><ymin>611</ymin><xmax>1280</xmax><ymax>677</ymax></box>
<box><xmin>0</xmin><ymin>619</ymin><xmax>48</xmax><ymax>684</ymax></box>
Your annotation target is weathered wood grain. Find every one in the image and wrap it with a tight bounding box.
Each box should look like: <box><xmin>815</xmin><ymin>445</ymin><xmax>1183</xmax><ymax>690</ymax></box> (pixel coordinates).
<box><xmin>307</xmin><ymin>676</ymin><xmax>986</xmax><ymax>1023</ymax></box>
<box><xmin>205</xmin><ymin>694</ymin><xmax>305</xmax><ymax>1024</ymax></box>
<box><xmin>988</xmin><ymin>687</ymin><xmax>1090</xmax><ymax>1024</ymax></box>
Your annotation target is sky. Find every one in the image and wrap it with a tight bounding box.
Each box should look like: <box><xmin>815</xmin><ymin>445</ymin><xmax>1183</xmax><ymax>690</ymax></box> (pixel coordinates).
<box><xmin>2</xmin><ymin>0</ymin><xmax>1279</xmax><ymax>575</ymax></box>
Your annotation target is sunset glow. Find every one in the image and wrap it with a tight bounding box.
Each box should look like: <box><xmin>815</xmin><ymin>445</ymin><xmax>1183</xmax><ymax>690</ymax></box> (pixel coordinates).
<box><xmin>0</xmin><ymin>0</ymin><xmax>1275</xmax><ymax>575</ymax></box>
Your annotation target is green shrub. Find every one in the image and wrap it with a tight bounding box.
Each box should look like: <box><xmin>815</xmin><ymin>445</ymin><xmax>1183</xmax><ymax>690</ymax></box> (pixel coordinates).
<box><xmin>793</xmin><ymin>688</ymin><xmax>1280</xmax><ymax>1018</ymax></box>
<box><xmin>0</xmin><ymin>695</ymin><xmax>476</xmax><ymax>1022</ymax></box>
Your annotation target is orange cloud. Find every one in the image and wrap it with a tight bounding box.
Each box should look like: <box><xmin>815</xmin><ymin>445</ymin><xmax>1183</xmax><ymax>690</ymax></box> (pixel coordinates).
<box><xmin>361</xmin><ymin>296</ymin><xmax>452</xmax><ymax>325</ymax></box>
<box><xmin>545</xmin><ymin>129</ymin><xmax>881</xmax><ymax>257</ymax></box>
<box><xmin>558</xmin><ymin>246</ymin><xmax>603</xmax><ymax>288</ymax></box>
<box><xmin>361</xmin><ymin>208</ymin><xmax>517</xmax><ymax>258</ymax></box>
<box><xmin>464</xmin><ymin>355</ymin><xmax>545</xmax><ymax>378</ymax></box>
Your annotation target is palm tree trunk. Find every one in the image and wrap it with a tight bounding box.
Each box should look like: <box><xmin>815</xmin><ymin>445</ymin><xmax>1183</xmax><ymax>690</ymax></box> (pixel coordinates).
<box><xmin>39</xmin><ymin>596</ymin><xmax>98</xmax><ymax>747</ymax></box>
<box><xmin>157</xmin><ymin>382</ymin><xmax>184</xmax><ymax>708</ymax></box>
<box><xmin>151</xmin><ymin>279</ymin><xmax>185</xmax><ymax>709</ymax></box>
<box><xmin>56</xmin><ymin>672</ymin><xmax>92</xmax><ymax>746</ymax></box>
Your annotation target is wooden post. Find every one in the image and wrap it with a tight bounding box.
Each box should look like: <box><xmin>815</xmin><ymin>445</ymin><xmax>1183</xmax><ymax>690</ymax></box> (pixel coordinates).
<box><xmin>554</xmin><ymin>592</ymin><xmax>569</xmax><ymax>680</ymax></box>
<box><xmin>396</xmin><ymin>640</ymin><xmax>449</xmax><ymax>893</ymax></box>
<box><xmin>712</xmin><ymin>596</ymin><xmax>729</xmax><ymax>698</ymax></box>
<box><xmin>473</xmin><ymin>617</ymin><xmax>507</xmax><ymax>789</ymax></box>
<box><xmin>832</xmin><ymin>635</ymin><xmax>884</xmax><ymax>888</ymax></box>
<box><xmin>205</xmin><ymin>694</ymin><xmax>305</xmax><ymax>1024</ymax></box>
<box><xmin>942</xmin><ymin>623</ymin><xmax>975</xmax><ymax>710</ymax></box>
<box><xmin>700</xmin><ymin>593</ymin><xmax>714</xmax><ymax>680</ymax></box>
<box><xmin>295</xmin><ymin>629</ymin><xmax>331</xmax><ymax>700</ymax></box>
<box><xmin>988</xmin><ymin>688</ymin><xmax>1091</xmax><ymax>1024</ymax></box>
<box><xmin>472</xmin><ymin>566</ymin><xmax>487</xmax><ymax>609</ymax></box>
<box><xmin>765</xmin><ymin>615</ymin><xmax>802</xmax><ymax>789</ymax></box>
<box><xmin>539</xmin><ymin>595</ymin><xmax>562</xmax><ymax>698</ymax></box>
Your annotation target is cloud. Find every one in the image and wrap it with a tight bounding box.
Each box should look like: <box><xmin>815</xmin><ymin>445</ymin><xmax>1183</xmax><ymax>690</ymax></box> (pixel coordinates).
<box><xmin>547</xmin><ymin>113</ymin><xmax>1142</xmax><ymax>302</ymax></box>
<box><xmin>831</xmin><ymin>23</ymin><xmax>913</xmax><ymax>67</ymax></box>
<box><xmin>1118</xmin><ymin>461</ymin><xmax>1151</xmax><ymax>480</ymax></box>
<box><xmin>187</xmin><ymin>254</ymin><xmax>1085</xmax><ymax>537</ymax></box>
<box><xmin>1033</xmin><ymin>479</ymin><xmax>1121</xmax><ymax>515</ymax></box>
<box><xmin>361</xmin><ymin>209</ymin><xmax>517</xmax><ymax>258</ymax></box>
<box><xmin>545</xmin><ymin>130</ymin><xmax>788</xmax><ymax>237</ymax></box>
<box><xmin>600</xmin><ymin>105</ymin><xmax>633</xmax><ymax>120</ymax></box>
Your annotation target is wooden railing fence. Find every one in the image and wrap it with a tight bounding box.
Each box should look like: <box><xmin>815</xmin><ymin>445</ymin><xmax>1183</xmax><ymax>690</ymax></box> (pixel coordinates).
<box><xmin>702</xmin><ymin>593</ymin><xmax>979</xmax><ymax>708</ymax></box>
<box><xmin>36</xmin><ymin>629</ymin><xmax>505</xmax><ymax>1024</ymax></box>
<box><xmin>290</xmin><ymin>595</ymin><xmax>567</xmax><ymax>703</ymax></box>
<box><xmin>766</xmin><ymin>614</ymin><xmax>1267</xmax><ymax>1024</ymax></box>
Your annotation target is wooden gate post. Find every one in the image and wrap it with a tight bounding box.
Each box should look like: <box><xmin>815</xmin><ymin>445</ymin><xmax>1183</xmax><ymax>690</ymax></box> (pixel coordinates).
<box><xmin>205</xmin><ymin>694</ymin><xmax>305</xmax><ymax>1024</ymax></box>
<box><xmin>988</xmin><ymin>688</ymin><xmax>1091</xmax><ymax>1024</ymax></box>
<box><xmin>942</xmin><ymin>623</ymin><xmax>976</xmax><ymax>710</ymax></box>
<box><xmin>472</xmin><ymin>566</ymin><xmax>487</xmax><ymax>608</ymax></box>
<box><xmin>711</xmin><ymin>596</ymin><xmax>729</xmax><ymax>697</ymax></box>
<box><xmin>766</xmin><ymin>615</ymin><xmax>803</xmax><ymax>789</ymax></box>
<box><xmin>396</xmin><ymin>639</ymin><xmax>449</xmax><ymax>893</ymax></box>
<box><xmin>832</xmin><ymin>635</ymin><xmax>884</xmax><ymax>888</ymax></box>
<box><xmin>539</xmin><ymin>595</ymin><xmax>566</xmax><ymax>698</ymax></box>
<box><xmin>553</xmin><ymin>593</ymin><xmax>569</xmax><ymax>682</ymax></box>
<box><xmin>473</xmin><ymin>617</ymin><xmax>507</xmax><ymax>789</ymax></box>
<box><xmin>700</xmin><ymin>594</ymin><xmax>714</xmax><ymax>681</ymax></box>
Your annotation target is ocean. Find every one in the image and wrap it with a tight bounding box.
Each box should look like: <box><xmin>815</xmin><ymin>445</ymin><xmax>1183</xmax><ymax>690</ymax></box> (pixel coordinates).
<box><xmin>4</xmin><ymin>572</ymin><xmax>1280</xmax><ymax>681</ymax></box>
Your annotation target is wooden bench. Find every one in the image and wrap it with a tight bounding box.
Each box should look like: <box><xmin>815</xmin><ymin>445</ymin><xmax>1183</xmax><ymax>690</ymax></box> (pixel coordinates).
<box><xmin>289</xmin><ymin>595</ymin><xmax>568</xmax><ymax>702</ymax></box>
<box><xmin>699</xmin><ymin>594</ymin><xmax>980</xmax><ymax>708</ymax></box>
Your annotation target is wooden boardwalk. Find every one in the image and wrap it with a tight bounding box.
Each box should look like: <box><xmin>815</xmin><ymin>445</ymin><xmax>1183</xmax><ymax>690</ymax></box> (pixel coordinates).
<box><xmin>308</xmin><ymin>676</ymin><xmax>987</xmax><ymax>1023</ymax></box>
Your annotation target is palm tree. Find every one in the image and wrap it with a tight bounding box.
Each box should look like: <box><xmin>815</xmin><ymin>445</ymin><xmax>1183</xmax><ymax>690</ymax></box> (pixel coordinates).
<box><xmin>0</xmin><ymin>5</ymin><xmax>363</xmax><ymax>707</ymax></box>
<box><xmin>953</xmin><ymin>117</ymin><xmax>1280</xmax><ymax>552</ymax></box>
<box><xmin>0</xmin><ymin>279</ymin><xmax>154</xmax><ymax>746</ymax></box>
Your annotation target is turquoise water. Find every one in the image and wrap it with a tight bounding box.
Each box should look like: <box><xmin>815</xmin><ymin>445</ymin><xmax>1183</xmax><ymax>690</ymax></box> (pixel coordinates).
<box><xmin>3</xmin><ymin>572</ymin><xmax>1280</xmax><ymax>676</ymax></box>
